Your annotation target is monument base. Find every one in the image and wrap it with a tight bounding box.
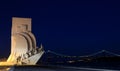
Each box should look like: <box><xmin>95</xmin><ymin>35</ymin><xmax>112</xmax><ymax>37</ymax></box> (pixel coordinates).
<box><xmin>0</xmin><ymin>62</ymin><xmax>15</xmax><ymax>66</ymax></box>
<box><xmin>0</xmin><ymin>49</ymin><xmax>44</xmax><ymax>66</ymax></box>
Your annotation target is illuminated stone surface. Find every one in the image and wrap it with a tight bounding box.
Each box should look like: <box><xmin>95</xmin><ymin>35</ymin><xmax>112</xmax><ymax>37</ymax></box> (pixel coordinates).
<box><xmin>0</xmin><ymin>17</ymin><xmax>44</xmax><ymax>65</ymax></box>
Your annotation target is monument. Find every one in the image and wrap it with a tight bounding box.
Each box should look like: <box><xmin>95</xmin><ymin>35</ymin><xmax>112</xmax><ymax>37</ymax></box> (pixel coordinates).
<box><xmin>0</xmin><ymin>17</ymin><xmax>44</xmax><ymax>65</ymax></box>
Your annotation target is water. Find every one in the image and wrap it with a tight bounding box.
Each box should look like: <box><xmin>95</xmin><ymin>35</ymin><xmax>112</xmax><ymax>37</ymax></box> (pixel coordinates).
<box><xmin>0</xmin><ymin>66</ymin><xmax>119</xmax><ymax>71</ymax></box>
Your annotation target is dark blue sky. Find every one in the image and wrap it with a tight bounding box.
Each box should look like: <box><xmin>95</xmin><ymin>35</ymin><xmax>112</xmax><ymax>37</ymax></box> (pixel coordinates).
<box><xmin>0</xmin><ymin>0</ymin><xmax>120</xmax><ymax>57</ymax></box>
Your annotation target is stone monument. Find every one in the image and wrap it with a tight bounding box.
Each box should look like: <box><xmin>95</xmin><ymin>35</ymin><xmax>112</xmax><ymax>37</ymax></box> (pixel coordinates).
<box><xmin>0</xmin><ymin>17</ymin><xmax>44</xmax><ymax>65</ymax></box>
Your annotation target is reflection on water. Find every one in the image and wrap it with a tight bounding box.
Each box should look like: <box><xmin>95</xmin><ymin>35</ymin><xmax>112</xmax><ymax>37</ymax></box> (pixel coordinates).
<box><xmin>0</xmin><ymin>66</ymin><xmax>119</xmax><ymax>71</ymax></box>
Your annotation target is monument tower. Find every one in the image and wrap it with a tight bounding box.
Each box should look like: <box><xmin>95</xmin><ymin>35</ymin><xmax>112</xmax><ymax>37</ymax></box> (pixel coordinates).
<box><xmin>0</xmin><ymin>17</ymin><xmax>44</xmax><ymax>65</ymax></box>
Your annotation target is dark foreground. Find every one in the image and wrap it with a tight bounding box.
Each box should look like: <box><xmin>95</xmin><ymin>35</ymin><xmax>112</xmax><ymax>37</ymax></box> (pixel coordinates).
<box><xmin>0</xmin><ymin>65</ymin><xmax>119</xmax><ymax>71</ymax></box>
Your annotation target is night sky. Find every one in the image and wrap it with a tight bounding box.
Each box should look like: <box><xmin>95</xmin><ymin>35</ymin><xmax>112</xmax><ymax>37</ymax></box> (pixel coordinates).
<box><xmin>0</xmin><ymin>0</ymin><xmax>120</xmax><ymax>57</ymax></box>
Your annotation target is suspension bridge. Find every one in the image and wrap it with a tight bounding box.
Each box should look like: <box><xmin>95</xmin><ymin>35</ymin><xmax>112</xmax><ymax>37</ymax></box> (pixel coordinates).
<box><xmin>39</xmin><ymin>49</ymin><xmax>120</xmax><ymax>65</ymax></box>
<box><xmin>45</xmin><ymin>50</ymin><xmax>120</xmax><ymax>58</ymax></box>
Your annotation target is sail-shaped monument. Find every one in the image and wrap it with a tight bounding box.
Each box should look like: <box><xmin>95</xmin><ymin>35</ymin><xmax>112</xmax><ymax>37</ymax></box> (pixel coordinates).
<box><xmin>0</xmin><ymin>17</ymin><xmax>44</xmax><ymax>65</ymax></box>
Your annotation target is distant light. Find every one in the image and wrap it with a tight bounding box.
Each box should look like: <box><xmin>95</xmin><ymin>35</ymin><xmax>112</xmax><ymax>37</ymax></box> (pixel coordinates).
<box><xmin>67</xmin><ymin>60</ymin><xmax>75</xmax><ymax>63</ymax></box>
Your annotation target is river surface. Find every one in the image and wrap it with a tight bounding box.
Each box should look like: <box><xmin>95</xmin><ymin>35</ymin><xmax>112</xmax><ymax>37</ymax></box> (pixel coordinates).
<box><xmin>0</xmin><ymin>66</ymin><xmax>119</xmax><ymax>71</ymax></box>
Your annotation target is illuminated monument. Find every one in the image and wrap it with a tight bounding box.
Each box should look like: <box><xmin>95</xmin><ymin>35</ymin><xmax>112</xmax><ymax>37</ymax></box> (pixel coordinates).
<box><xmin>0</xmin><ymin>17</ymin><xmax>44</xmax><ymax>65</ymax></box>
